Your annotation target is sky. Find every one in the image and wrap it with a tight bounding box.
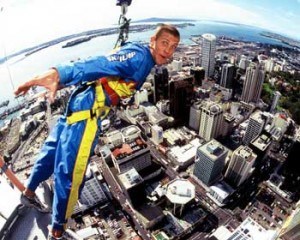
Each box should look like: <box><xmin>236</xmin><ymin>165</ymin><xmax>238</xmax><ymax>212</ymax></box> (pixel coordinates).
<box><xmin>0</xmin><ymin>0</ymin><xmax>300</xmax><ymax>58</ymax></box>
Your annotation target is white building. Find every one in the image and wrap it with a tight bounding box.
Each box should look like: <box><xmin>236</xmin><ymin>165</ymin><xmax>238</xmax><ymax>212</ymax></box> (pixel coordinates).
<box><xmin>243</xmin><ymin>111</ymin><xmax>265</xmax><ymax>145</ymax></box>
<box><xmin>226</xmin><ymin>217</ymin><xmax>277</xmax><ymax>240</ymax></box>
<box><xmin>201</xmin><ymin>33</ymin><xmax>216</xmax><ymax>78</ymax></box>
<box><xmin>167</xmin><ymin>138</ymin><xmax>202</xmax><ymax>168</ymax></box>
<box><xmin>189</xmin><ymin>101</ymin><xmax>202</xmax><ymax>131</ymax></box>
<box><xmin>208</xmin><ymin>181</ymin><xmax>234</xmax><ymax>207</ymax></box>
<box><xmin>151</xmin><ymin>125</ymin><xmax>163</xmax><ymax>145</ymax></box>
<box><xmin>270</xmin><ymin>91</ymin><xmax>281</xmax><ymax>113</ymax></box>
<box><xmin>121</xmin><ymin>125</ymin><xmax>141</xmax><ymax>142</ymax></box>
<box><xmin>199</xmin><ymin>101</ymin><xmax>223</xmax><ymax>141</ymax></box>
<box><xmin>165</xmin><ymin>179</ymin><xmax>195</xmax><ymax>216</ymax></box>
<box><xmin>171</xmin><ymin>59</ymin><xmax>183</xmax><ymax>72</ymax></box>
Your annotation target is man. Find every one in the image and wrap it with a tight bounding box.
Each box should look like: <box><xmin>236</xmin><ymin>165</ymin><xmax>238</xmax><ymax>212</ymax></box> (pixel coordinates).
<box><xmin>15</xmin><ymin>24</ymin><xmax>180</xmax><ymax>239</ymax></box>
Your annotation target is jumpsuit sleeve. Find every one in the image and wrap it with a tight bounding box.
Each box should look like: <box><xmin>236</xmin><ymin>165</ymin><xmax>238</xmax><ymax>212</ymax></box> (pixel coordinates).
<box><xmin>55</xmin><ymin>46</ymin><xmax>147</xmax><ymax>87</ymax></box>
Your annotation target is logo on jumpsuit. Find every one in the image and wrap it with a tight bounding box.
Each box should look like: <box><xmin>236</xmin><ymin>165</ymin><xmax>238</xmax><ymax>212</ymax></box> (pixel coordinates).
<box><xmin>107</xmin><ymin>52</ymin><xmax>136</xmax><ymax>62</ymax></box>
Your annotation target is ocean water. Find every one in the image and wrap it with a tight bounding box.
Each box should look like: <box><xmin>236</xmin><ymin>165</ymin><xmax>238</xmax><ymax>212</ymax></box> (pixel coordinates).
<box><xmin>0</xmin><ymin>20</ymin><xmax>291</xmax><ymax>125</ymax></box>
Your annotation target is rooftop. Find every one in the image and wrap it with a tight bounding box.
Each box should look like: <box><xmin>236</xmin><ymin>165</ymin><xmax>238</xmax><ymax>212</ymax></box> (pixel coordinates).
<box><xmin>165</xmin><ymin>179</ymin><xmax>195</xmax><ymax>205</ymax></box>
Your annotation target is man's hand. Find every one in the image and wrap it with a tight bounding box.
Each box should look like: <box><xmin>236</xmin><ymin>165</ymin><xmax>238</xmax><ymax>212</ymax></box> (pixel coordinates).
<box><xmin>14</xmin><ymin>69</ymin><xmax>60</xmax><ymax>103</ymax></box>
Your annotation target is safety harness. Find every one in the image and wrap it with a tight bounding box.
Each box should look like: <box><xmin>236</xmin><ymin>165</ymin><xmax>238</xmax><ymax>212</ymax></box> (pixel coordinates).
<box><xmin>66</xmin><ymin>83</ymin><xmax>111</xmax><ymax>124</ymax></box>
<box><xmin>66</xmin><ymin>76</ymin><xmax>137</xmax><ymax>124</ymax></box>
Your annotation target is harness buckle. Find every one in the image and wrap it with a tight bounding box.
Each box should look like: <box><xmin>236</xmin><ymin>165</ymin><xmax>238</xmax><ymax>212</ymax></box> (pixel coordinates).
<box><xmin>90</xmin><ymin>109</ymin><xmax>97</xmax><ymax>119</ymax></box>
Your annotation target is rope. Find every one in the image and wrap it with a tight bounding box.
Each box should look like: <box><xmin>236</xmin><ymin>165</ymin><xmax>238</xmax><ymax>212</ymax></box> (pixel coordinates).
<box><xmin>114</xmin><ymin>4</ymin><xmax>131</xmax><ymax>48</ymax></box>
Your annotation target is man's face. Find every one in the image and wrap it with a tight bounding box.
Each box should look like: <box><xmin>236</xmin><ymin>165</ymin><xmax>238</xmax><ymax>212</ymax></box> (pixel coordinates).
<box><xmin>150</xmin><ymin>32</ymin><xmax>179</xmax><ymax>65</ymax></box>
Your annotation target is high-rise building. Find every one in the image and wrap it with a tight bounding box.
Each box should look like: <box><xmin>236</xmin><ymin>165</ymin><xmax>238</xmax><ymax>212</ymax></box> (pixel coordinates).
<box><xmin>169</xmin><ymin>78</ymin><xmax>193</xmax><ymax>126</ymax></box>
<box><xmin>270</xmin><ymin>91</ymin><xmax>281</xmax><ymax>113</ymax></box>
<box><xmin>220</xmin><ymin>113</ymin><xmax>235</xmax><ymax>137</ymax></box>
<box><xmin>243</xmin><ymin>111</ymin><xmax>265</xmax><ymax>145</ymax></box>
<box><xmin>118</xmin><ymin>168</ymin><xmax>146</xmax><ymax>208</ymax></box>
<box><xmin>201</xmin><ymin>33</ymin><xmax>216</xmax><ymax>78</ymax></box>
<box><xmin>80</xmin><ymin>177</ymin><xmax>107</xmax><ymax>207</ymax></box>
<box><xmin>190</xmin><ymin>67</ymin><xmax>205</xmax><ymax>86</ymax></box>
<box><xmin>264</xmin><ymin>58</ymin><xmax>275</xmax><ymax>73</ymax></box>
<box><xmin>193</xmin><ymin>140</ymin><xmax>228</xmax><ymax>186</ymax></box>
<box><xmin>154</xmin><ymin>66</ymin><xmax>169</xmax><ymax>103</ymax></box>
<box><xmin>199</xmin><ymin>101</ymin><xmax>223</xmax><ymax>141</ymax></box>
<box><xmin>238</xmin><ymin>55</ymin><xmax>251</xmax><ymax>70</ymax></box>
<box><xmin>189</xmin><ymin>101</ymin><xmax>202</xmax><ymax>131</ymax></box>
<box><xmin>241</xmin><ymin>62</ymin><xmax>265</xmax><ymax>103</ymax></box>
<box><xmin>220</xmin><ymin>63</ymin><xmax>235</xmax><ymax>88</ymax></box>
<box><xmin>225</xmin><ymin>145</ymin><xmax>257</xmax><ymax>187</ymax></box>
<box><xmin>269</xmin><ymin>113</ymin><xmax>289</xmax><ymax>141</ymax></box>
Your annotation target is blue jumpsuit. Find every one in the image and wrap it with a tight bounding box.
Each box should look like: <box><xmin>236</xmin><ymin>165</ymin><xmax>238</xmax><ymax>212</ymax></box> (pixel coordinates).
<box><xmin>26</xmin><ymin>42</ymin><xmax>155</xmax><ymax>231</ymax></box>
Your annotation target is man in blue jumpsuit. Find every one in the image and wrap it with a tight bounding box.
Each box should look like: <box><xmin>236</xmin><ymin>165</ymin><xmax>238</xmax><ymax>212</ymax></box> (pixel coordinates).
<box><xmin>15</xmin><ymin>24</ymin><xmax>180</xmax><ymax>239</ymax></box>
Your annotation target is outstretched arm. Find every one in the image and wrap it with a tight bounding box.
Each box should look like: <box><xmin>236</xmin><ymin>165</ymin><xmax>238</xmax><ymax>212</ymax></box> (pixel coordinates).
<box><xmin>14</xmin><ymin>69</ymin><xmax>60</xmax><ymax>103</ymax></box>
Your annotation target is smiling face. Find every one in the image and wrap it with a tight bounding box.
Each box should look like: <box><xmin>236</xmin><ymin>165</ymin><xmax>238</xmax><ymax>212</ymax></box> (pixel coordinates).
<box><xmin>150</xmin><ymin>31</ymin><xmax>180</xmax><ymax>65</ymax></box>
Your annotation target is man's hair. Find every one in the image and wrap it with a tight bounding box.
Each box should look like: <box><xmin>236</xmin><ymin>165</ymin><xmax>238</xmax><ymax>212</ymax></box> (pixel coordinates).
<box><xmin>154</xmin><ymin>24</ymin><xmax>180</xmax><ymax>39</ymax></box>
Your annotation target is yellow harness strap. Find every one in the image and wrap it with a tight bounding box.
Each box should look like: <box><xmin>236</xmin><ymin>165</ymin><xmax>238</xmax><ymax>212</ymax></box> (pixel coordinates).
<box><xmin>67</xmin><ymin>84</ymin><xmax>110</xmax><ymax>125</ymax></box>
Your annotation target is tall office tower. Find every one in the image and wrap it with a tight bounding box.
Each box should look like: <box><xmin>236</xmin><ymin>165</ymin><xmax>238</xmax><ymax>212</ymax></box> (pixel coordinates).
<box><xmin>193</xmin><ymin>140</ymin><xmax>228</xmax><ymax>186</ymax></box>
<box><xmin>190</xmin><ymin>66</ymin><xmax>205</xmax><ymax>86</ymax></box>
<box><xmin>225</xmin><ymin>145</ymin><xmax>257</xmax><ymax>188</ymax></box>
<box><xmin>265</xmin><ymin>58</ymin><xmax>275</xmax><ymax>72</ymax></box>
<box><xmin>270</xmin><ymin>91</ymin><xmax>281</xmax><ymax>113</ymax></box>
<box><xmin>80</xmin><ymin>177</ymin><xmax>108</xmax><ymax>207</ymax></box>
<box><xmin>189</xmin><ymin>100</ymin><xmax>202</xmax><ymax>131</ymax></box>
<box><xmin>238</xmin><ymin>56</ymin><xmax>251</xmax><ymax>70</ymax></box>
<box><xmin>169</xmin><ymin>78</ymin><xmax>193</xmax><ymax>126</ymax></box>
<box><xmin>241</xmin><ymin>62</ymin><xmax>265</xmax><ymax>103</ymax></box>
<box><xmin>243</xmin><ymin>111</ymin><xmax>265</xmax><ymax>145</ymax></box>
<box><xmin>201</xmin><ymin>33</ymin><xmax>216</xmax><ymax>78</ymax></box>
<box><xmin>118</xmin><ymin>168</ymin><xmax>146</xmax><ymax>208</ymax></box>
<box><xmin>198</xmin><ymin>101</ymin><xmax>223</xmax><ymax>142</ymax></box>
<box><xmin>154</xmin><ymin>66</ymin><xmax>169</xmax><ymax>103</ymax></box>
<box><xmin>220</xmin><ymin>63</ymin><xmax>235</xmax><ymax>88</ymax></box>
<box><xmin>220</xmin><ymin>113</ymin><xmax>235</xmax><ymax>137</ymax></box>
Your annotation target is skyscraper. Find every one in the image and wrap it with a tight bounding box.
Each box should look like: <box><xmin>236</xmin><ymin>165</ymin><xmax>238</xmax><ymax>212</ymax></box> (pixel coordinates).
<box><xmin>193</xmin><ymin>140</ymin><xmax>228</xmax><ymax>186</ymax></box>
<box><xmin>154</xmin><ymin>66</ymin><xmax>169</xmax><ymax>103</ymax></box>
<box><xmin>169</xmin><ymin>77</ymin><xmax>193</xmax><ymax>126</ymax></box>
<box><xmin>241</xmin><ymin>62</ymin><xmax>265</xmax><ymax>103</ymax></box>
<box><xmin>225</xmin><ymin>145</ymin><xmax>257</xmax><ymax>188</ymax></box>
<box><xmin>80</xmin><ymin>177</ymin><xmax>107</xmax><ymax>207</ymax></box>
<box><xmin>189</xmin><ymin>100</ymin><xmax>202</xmax><ymax>131</ymax></box>
<box><xmin>190</xmin><ymin>66</ymin><xmax>205</xmax><ymax>86</ymax></box>
<box><xmin>270</xmin><ymin>91</ymin><xmax>281</xmax><ymax>113</ymax></box>
<box><xmin>220</xmin><ymin>63</ymin><xmax>235</xmax><ymax>88</ymax></box>
<box><xmin>201</xmin><ymin>33</ymin><xmax>216</xmax><ymax>78</ymax></box>
<box><xmin>199</xmin><ymin>101</ymin><xmax>223</xmax><ymax>142</ymax></box>
<box><xmin>243</xmin><ymin>111</ymin><xmax>265</xmax><ymax>145</ymax></box>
